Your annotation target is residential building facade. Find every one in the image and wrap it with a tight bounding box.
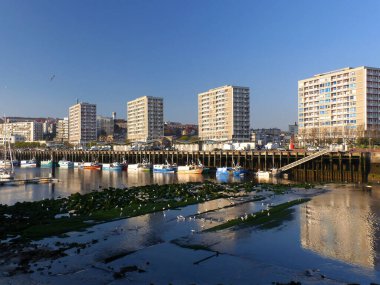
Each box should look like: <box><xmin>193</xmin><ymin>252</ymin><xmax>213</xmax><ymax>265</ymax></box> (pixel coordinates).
<box><xmin>298</xmin><ymin>66</ymin><xmax>380</xmax><ymax>143</ymax></box>
<box><xmin>127</xmin><ymin>96</ymin><xmax>164</xmax><ymax>143</ymax></box>
<box><xmin>0</xmin><ymin>121</ymin><xmax>43</xmax><ymax>142</ymax></box>
<box><xmin>55</xmin><ymin>117</ymin><xmax>69</xmax><ymax>143</ymax></box>
<box><xmin>68</xmin><ymin>102</ymin><xmax>97</xmax><ymax>145</ymax></box>
<box><xmin>198</xmin><ymin>85</ymin><xmax>250</xmax><ymax>142</ymax></box>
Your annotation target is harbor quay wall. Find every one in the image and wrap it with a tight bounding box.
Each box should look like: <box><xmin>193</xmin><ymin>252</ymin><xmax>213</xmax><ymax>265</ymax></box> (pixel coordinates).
<box><xmin>3</xmin><ymin>149</ymin><xmax>371</xmax><ymax>183</ymax></box>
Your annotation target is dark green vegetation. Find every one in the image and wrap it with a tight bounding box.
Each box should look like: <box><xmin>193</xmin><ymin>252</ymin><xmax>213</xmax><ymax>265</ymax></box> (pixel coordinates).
<box><xmin>0</xmin><ymin>182</ymin><xmax>239</xmax><ymax>241</ymax></box>
<box><xmin>0</xmin><ymin>181</ymin><xmax>317</xmax><ymax>241</ymax></box>
<box><xmin>204</xmin><ymin>198</ymin><xmax>311</xmax><ymax>232</ymax></box>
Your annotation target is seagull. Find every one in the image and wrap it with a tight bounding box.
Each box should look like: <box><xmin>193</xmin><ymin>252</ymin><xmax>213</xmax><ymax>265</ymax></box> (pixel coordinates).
<box><xmin>50</xmin><ymin>75</ymin><xmax>55</xmax><ymax>81</ymax></box>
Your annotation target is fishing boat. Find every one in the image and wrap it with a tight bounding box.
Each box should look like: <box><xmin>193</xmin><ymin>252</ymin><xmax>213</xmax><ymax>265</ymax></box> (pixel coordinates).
<box><xmin>0</xmin><ymin>119</ymin><xmax>15</xmax><ymax>180</ymax></box>
<box><xmin>256</xmin><ymin>170</ymin><xmax>271</xmax><ymax>178</ymax></box>
<box><xmin>20</xmin><ymin>158</ymin><xmax>37</xmax><ymax>168</ymax></box>
<box><xmin>232</xmin><ymin>164</ymin><xmax>249</xmax><ymax>177</ymax></box>
<box><xmin>83</xmin><ymin>162</ymin><xmax>102</xmax><ymax>170</ymax></box>
<box><xmin>128</xmin><ymin>159</ymin><xmax>152</xmax><ymax>172</ymax></box>
<box><xmin>0</xmin><ymin>159</ymin><xmax>19</xmax><ymax>167</ymax></box>
<box><xmin>41</xmin><ymin>160</ymin><xmax>53</xmax><ymax>168</ymax></box>
<box><xmin>216</xmin><ymin>167</ymin><xmax>231</xmax><ymax>175</ymax></box>
<box><xmin>153</xmin><ymin>161</ymin><xmax>176</xmax><ymax>173</ymax></box>
<box><xmin>177</xmin><ymin>163</ymin><xmax>203</xmax><ymax>174</ymax></box>
<box><xmin>102</xmin><ymin>162</ymin><xmax>123</xmax><ymax>171</ymax></box>
<box><xmin>59</xmin><ymin>159</ymin><xmax>74</xmax><ymax>169</ymax></box>
<box><xmin>73</xmin><ymin>162</ymin><xmax>84</xmax><ymax>169</ymax></box>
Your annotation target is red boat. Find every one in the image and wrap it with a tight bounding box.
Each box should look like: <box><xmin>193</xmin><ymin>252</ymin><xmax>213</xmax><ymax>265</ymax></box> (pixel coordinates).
<box><xmin>83</xmin><ymin>162</ymin><xmax>102</xmax><ymax>170</ymax></box>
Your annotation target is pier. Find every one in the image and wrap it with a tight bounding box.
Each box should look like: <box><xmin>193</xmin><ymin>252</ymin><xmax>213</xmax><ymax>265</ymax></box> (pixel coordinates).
<box><xmin>4</xmin><ymin>149</ymin><xmax>370</xmax><ymax>183</ymax></box>
<box><xmin>0</xmin><ymin>177</ymin><xmax>59</xmax><ymax>186</ymax></box>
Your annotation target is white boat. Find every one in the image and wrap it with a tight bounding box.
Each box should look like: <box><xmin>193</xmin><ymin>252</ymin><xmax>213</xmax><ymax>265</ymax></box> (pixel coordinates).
<box><xmin>74</xmin><ymin>162</ymin><xmax>84</xmax><ymax>169</ymax></box>
<box><xmin>102</xmin><ymin>162</ymin><xmax>123</xmax><ymax>171</ymax></box>
<box><xmin>177</xmin><ymin>164</ymin><xmax>203</xmax><ymax>174</ymax></box>
<box><xmin>128</xmin><ymin>160</ymin><xmax>152</xmax><ymax>172</ymax></box>
<box><xmin>216</xmin><ymin>167</ymin><xmax>231</xmax><ymax>175</ymax></box>
<box><xmin>59</xmin><ymin>159</ymin><xmax>74</xmax><ymax>169</ymax></box>
<box><xmin>20</xmin><ymin>158</ymin><xmax>37</xmax><ymax>168</ymax></box>
<box><xmin>0</xmin><ymin>118</ymin><xmax>15</xmax><ymax>180</ymax></box>
<box><xmin>0</xmin><ymin>159</ymin><xmax>18</xmax><ymax>167</ymax></box>
<box><xmin>256</xmin><ymin>170</ymin><xmax>271</xmax><ymax>178</ymax></box>
<box><xmin>153</xmin><ymin>161</ymin><xmax>176</xmax><ymax>173</ymax></box>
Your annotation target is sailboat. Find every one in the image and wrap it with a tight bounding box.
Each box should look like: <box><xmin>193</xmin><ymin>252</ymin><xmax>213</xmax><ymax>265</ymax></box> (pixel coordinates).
<box><xmin>0</xmin><ymin>119</ymin><xmax>15</xmax><ymax>181</ymax></box>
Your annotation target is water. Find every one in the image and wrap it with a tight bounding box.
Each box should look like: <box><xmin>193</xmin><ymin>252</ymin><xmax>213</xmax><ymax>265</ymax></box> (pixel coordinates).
<box><xmin>0</xmin><ymin>168</ymin><xmax>262</xmax><ymax>205</ymax></box>
<box><xmin>1</xmin><ymin>168</ymin><xmax>380</xmax><ymax>283</ymax></box>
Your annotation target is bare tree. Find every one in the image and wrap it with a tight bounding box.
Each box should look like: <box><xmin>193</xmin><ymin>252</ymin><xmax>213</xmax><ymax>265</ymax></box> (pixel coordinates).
<box><xmin>308</xmin><ymin>127</ymin><xmax>319</xmax><ymax>146</ymax></box>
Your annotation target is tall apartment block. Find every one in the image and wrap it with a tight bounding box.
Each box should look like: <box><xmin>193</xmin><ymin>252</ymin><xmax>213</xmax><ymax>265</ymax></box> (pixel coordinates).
<box><xmin>127</xmin><ymin>96</ymin><xmax>163</xmax><ymax>143</ymax></box>
<box><xmin>198</xmin><ymin>85</ymin><xmax>250</xmax><ymax>142</ymax></box>
<box><xmin>68</xmin><ymin>102</ymin><xmax>96</xmax><ymax>145</ymax></box>
<box><xmin>298</xmin><ymin>66</ymin><xmax>380</xmax><ymax>141</ymax></box>
<box><xmin>55</xmin><ymin>117</ymin><xmax>69</xmax><ymax>143</ymax></box>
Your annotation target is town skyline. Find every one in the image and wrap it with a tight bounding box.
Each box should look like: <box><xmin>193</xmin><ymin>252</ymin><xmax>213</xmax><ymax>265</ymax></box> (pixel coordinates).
<box><xmin>1</xmin><ymin>1</ymin><xmax>380</xmax><ymax>129</ymax></box>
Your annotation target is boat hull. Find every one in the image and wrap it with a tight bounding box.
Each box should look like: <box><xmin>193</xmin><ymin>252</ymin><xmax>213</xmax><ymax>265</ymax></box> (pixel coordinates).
<box><xmin>83</xmin><ymin>165</ymin><xmax>102</xmax><ymax>170</ymax></box>
<box><xmin>177</xmin><ymin>167</ymin><xmax>203</xmax><ymax>174</ymax></box>
<box><xmin>59</xmin><ymin>161</ymin><xmax>74</xmax><ymax>169</ymax></box>
<box><xmin>153</xmin><ymin>169</ymin><xmax>175</xmax><ymax>173</ymax></box>
<box><xmin>41</xmin><ymin>161</ymin><xmax>53</xmax><ymax>168</ymax></box>
<box><xmin>102</xmin><ymin>163</ymin><xmax>123</xmax><ymax>171</ymax></box>
<box><xmin>20</xmin><ymin>163</ymin><xmax>37</xmax><ymax>168</ymax></box>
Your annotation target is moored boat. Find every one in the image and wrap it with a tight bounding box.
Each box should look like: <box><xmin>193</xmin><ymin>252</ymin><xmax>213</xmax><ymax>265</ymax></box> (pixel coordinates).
<box><xmin>216</xmin><ymin>167</ymin><xmax>231</xmax><ymax>175</ymax></box>
<box><xmin>153</xmin><ymin>161</ymin><xmax>176</xmax><ymax>173</ymax></box>
<box><xmin>20</xmin><ymin>158</ymin><xmax>37</xmax><ymax>168</ymax></box>
<box><xmin>177</xmin><ymin>164</ymin><xmax>203</xmax><ymax>174</ymax></box>
<box><xmin>0</xmin><ymin>118</ymin><xmax>15</xmax><ymax>180</ymax></box>
<box><xmin>73</xmin><ymin>162</ymin><xmax>84</xmax><ymax>169</ymax></box>
<box><xmin>232</xmin><ymin>164</ymin><xmax>249</xmax><ymax>176</ymax></box>
<box><xmin>41</xmin><ymin>160</ymin><xmax>53</xmax><ymax>168</ymax></box>
<box><xmin>0</xmin><ymin>169</ymin><xmax>14</xmax><ymax>181</ymax></box>
<box><xmin>59</xmin><ymin>159</ymin><xmax>74</xmax><ymax>169</ymax></box>
<box><xmin>102</xmin><ymin>162</ymin><xmax>123</xmax><ymax>171</ymax></box>
<box><xmin>83</xmin><ymin>162</ymin><xmax>102</xmax><ymax>170</ymax></box>
<box><xmin>128</xmin><ymin>160</ymin><xmax>152</xmax><ymax>172</ymax></box>
<box><xmin>256</xmin><ymin>170</ymin><xmax>271</xmax><ymax>178</ymax></box>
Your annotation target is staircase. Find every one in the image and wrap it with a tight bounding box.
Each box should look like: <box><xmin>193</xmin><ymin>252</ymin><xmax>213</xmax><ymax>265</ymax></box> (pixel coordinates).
<box><xmin>276</xmin><ymin>149</ymin><xmax>331</xmax><ymax>174</ymax></box>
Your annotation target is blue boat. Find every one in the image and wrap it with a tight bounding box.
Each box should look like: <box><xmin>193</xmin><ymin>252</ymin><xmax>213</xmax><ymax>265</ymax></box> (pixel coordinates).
<box><xmin>153</xmin><ymin>161</ymin><xmax>176</xmax><ymax>173</ymax></box>
<box><xmin>232</xmin><ymin>165</ymin><xmax>249</xmax><ymax>176</ymax></box>
<box><xmin>102</xmin><ymin>162</ymin><xmax>123</xmax><ymax>171</ymax></box>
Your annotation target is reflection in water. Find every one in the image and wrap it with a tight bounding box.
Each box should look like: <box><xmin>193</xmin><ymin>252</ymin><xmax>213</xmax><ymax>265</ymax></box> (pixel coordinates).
<box><xmin>300</xmin><ymin>185</ymin><xmax>380</xmax><ymax>269</ymax></box>
<box><xmin>0</xmin><ymin>168</ymin><xmax>249</xmax><ymax>205</ymax></box>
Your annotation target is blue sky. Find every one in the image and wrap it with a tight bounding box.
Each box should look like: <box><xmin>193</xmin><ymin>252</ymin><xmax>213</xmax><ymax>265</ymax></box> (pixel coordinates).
<box><xmin>1</xmin><ymin>0</ymin><xmax>380</xmax><ymax>129</ymax></box>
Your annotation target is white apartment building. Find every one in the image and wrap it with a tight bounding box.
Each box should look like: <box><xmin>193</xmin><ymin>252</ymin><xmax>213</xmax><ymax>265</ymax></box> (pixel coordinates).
<box><xmin>127</xmin><ymin>96</ymin><xmax>163</xmax><ymax>143</ymax></box>
<box><xmin>298</xmin><ymin>66</ymin><xmax>380</xmax><ymax>142</ymax></box>
<box><xmin>198</xmin><ymin>85</ymin><xmax>250</xmax><ymax>142</ymax></box>
<box><xmin>55</xmin><ymin>117</ymin><xmax>69</xmax><ymax>142</ymax></box>
<box><xmin>69</xmin><ymin>102</ymin><xmax>96</xmax><ymax>145</ymax></box>
<box><xmin>0</xmin><ymin>121</ymin><xmax>43</xmax><ymax>142</ymax></box>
